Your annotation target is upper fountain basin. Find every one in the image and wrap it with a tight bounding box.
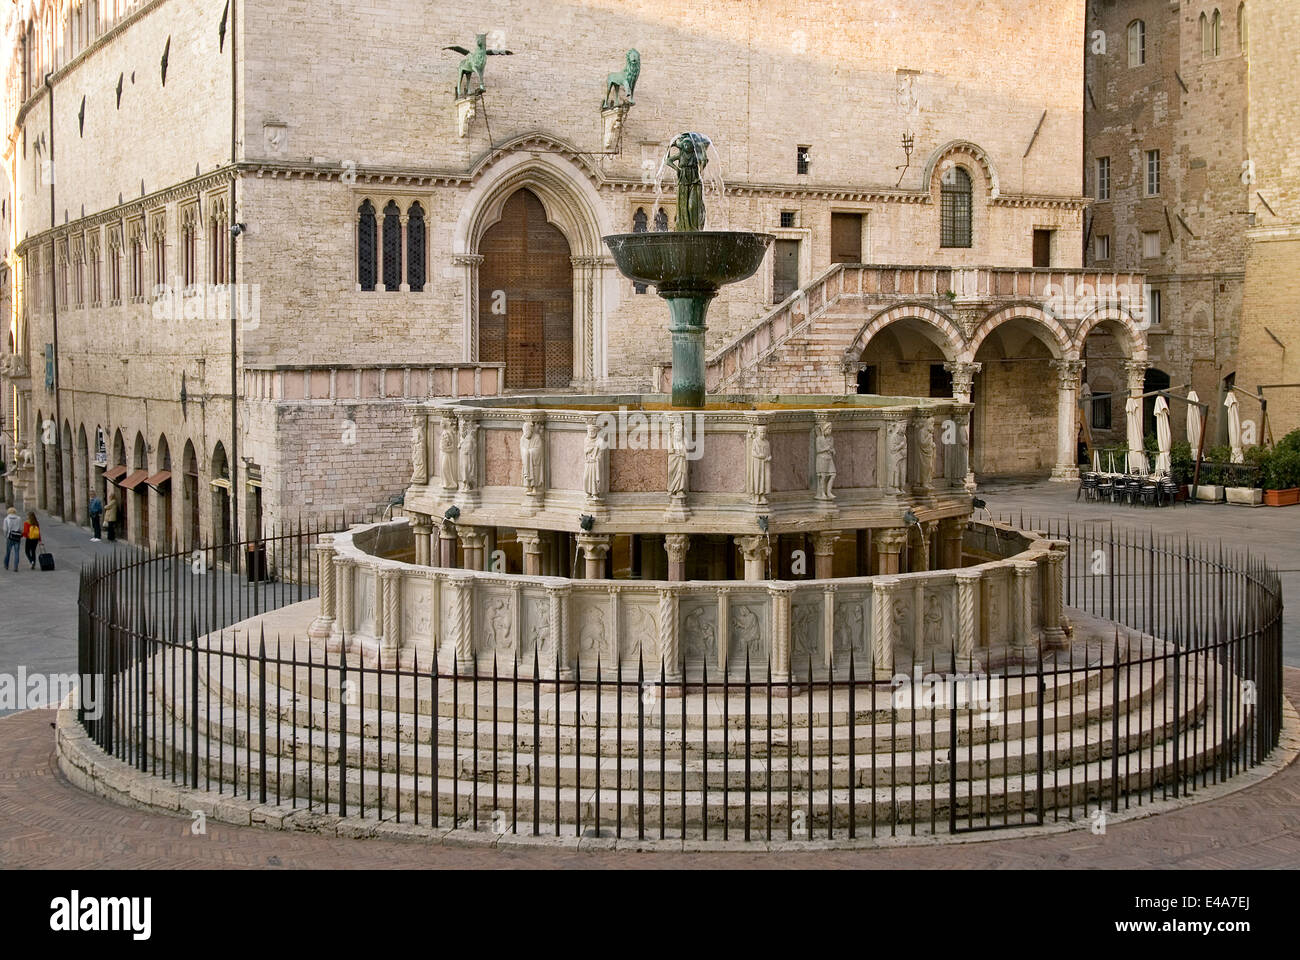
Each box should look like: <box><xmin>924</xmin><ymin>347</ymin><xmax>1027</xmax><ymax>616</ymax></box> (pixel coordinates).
<box><xmin>603</xmin><ymin>231</ymin><xmax>775</xmax><ymax>297</ymax></box>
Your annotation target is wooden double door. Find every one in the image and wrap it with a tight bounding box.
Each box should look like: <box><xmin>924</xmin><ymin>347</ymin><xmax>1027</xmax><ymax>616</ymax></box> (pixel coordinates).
<box><xmin>478</xmin><ymin>189</ymin><xmax>574</xmax><ymax>389</ymax></box>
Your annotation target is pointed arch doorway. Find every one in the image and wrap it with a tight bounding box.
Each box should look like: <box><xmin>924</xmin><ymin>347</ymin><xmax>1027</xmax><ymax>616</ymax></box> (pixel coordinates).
<box><xmin>477</xmin><ymin>189</ymin><xmax>574</xmax><ymax>390</ymax></box>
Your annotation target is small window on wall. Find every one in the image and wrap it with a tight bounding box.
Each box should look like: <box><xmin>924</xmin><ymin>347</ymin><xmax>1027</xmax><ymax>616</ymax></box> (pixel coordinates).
<box><xmin>1091</xmin><ymin>395</ymin><xmax>1113</xmax><ymax>430</ymax></box>
<box><xmin>1142</xmin><ymin>231</ymin><xmax>1161</xmax><ymax>259</ymax></box>
<box><xmin>1238</xmin><ymin>3</ymin><xmax>1248</xmax><ymax>55</ymax></box>
<box><xmin>1094</xmin><ymin>234</ymin><xmax>1111</xmax><ymax>260</ymax></box>
<box><xmin>1146</xmin><ymin>287</ymin><xmax>1162</xmax><ymax>326</ymax></box>
<box><xmin>779</xmin><ymin>211</ymin><xmax>797</xmax><ymax>228</ymax></box>
<box><xmin>1095</xmin><ymin>156</ymin><xmax>1111</xmax><ymax>200</ymax></box>
<box><xmin>796</xmin><ymin>146</ymin><xmax>810</xmax><ymax>175</ymax></box>
<box><xmin>1146</xmin><ymin>150</ymin><xmax>1160</xmax><ymax>195</ymax></box>
<box><xmin>1128</xmin><ymin>20</ymin><xmax>1146</xmax><ymax>67</ymax></box>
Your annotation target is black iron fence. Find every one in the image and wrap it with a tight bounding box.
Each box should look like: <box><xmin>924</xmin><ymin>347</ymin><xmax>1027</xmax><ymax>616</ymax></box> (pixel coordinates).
<box><xmin>76</xmin><ymin>516</ymin><xmax>1284</xmax><ymax>841</ymax></box>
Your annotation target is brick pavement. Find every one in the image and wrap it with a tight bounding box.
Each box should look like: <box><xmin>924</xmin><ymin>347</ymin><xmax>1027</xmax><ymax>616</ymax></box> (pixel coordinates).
<box><xmin>2</xmin><ymin>670</ymin><xmax>1297</xmax><ymax>869</ymax></box>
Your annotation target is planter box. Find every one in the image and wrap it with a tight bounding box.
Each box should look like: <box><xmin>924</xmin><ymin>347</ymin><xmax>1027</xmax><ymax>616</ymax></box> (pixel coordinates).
<box><xmin>1193</xmin><ymin>484</ymin><xmax>1225</xmax><ymax>503</ymax></box>
<box><xmin>1263</xmin><ymin>487</ymin><xmax>1300</xmax><ymax>507</ymax></box>
<box><xmin>1226</xmin><ymin>486</ymin><xmax>1263</xmax><ymax>506</ymax></box>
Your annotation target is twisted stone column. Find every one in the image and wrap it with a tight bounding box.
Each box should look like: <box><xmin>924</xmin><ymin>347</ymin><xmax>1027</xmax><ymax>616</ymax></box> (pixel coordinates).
<box><xmin>380</xmin><ymin>568</ymin><xmax>401</xmax><ymax>659</ymax></box>
<box><xmin>955</xmin><ymin>569</ymin><xmax>981</xmax><ymax>669</ymax></box>
<box><xmin>1013</xmin><ymin>559</ymin><xmax>1039</xmax><ymax>651</ymax></box>
<box><xmin>451</xmin><ymin>573</ymin><xmax>476</xmax><ymax>670</ymax></box>
<box><xmin>1040</xmin><ymin>548</ymin><xmax>1067</xmax><ymax>649</ymax></box>
<box><xmin>871</xmin><ymin>578</ymin><xmax>901</xmax><ymax>679</ymax></box>
<box><xmin>308</xmin><ymin>535</ymin><xmax>336</xmax><ymax>639</ymax></box>
<box><xmin>658</xmin><ymin>587</ymin><xmax>680</xmax><ymax>680</ymax></box>
<box><xmin>547</xmin><ymin>584</ymin><xmax>571</xmax><ymax>679</ymax></box>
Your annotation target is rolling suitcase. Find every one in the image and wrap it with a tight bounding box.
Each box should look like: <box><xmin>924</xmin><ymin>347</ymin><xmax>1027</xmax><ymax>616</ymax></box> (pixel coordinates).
<box><xmin>37</xmin><ymin>543</ymin><xmax>55</xmax><ymax>571</ymax></box>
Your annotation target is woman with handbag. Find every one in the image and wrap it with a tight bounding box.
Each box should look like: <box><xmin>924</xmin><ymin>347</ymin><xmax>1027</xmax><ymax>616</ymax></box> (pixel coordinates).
<box><xmin>22</xmin><ymin>512</ymin><xmax>40</xmax><ymax>569</ymax></box>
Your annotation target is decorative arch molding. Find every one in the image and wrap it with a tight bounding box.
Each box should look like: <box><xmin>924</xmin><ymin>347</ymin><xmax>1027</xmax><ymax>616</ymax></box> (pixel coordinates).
<box><xmin>845</xmin><ymin>302</ymin><xmax>964</xmax><ymax>362</ymax></box>
<box><xmin>454</xmin><ymin>149</ymin><xmax>614</xmax><ymax>381</ymax></box>
<box><xmin>964</xmin><ymin>303</ymin><xmax>1073</xmax><ymax>362</ymax></box>
<box><xmin>465</xmin><ymin>132</ymin><xmax>605</xmax><ymax>187</ymax></box>
<box><xmin>1073</xmin><ymin>303</ymin><xmax>1149</xmax><ymax>363</ymax></box>
<box><xmin>921</xmin><ymin>140</ymin><xmax>1000</xmax><ymax>198</ymax></box>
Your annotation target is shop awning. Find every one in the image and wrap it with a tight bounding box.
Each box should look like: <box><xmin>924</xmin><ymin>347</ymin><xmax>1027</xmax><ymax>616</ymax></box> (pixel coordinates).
<box><xmin>104</xmin><ymin>465</ymin><xmax>128</xmax><ymax>483</ymax></box>
<box><xmin>145</xmin><ymin>470</ymin><xmax>172</xmax><ymax>490</ymax></box>
<box><xmin>118</xmin><ymin>469</ymin><xmax>150</xmax><ymax>491</ymax></box>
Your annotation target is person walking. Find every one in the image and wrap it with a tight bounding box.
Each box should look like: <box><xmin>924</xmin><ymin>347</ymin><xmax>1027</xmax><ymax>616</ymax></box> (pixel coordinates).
<box><xmin>22</xmin><ymin>512</ymin><xmax>40</xmax><ymax>569</ymax></box>
<box><xmin>3</xmin><ymin>506</ymin><xmax>22</xmax><ymax>571</ymax></box>
<box><xmin>103</xmin><ymin>491</ymin><xmax>119</xmax><ymax>542</ymax></box>
<box><xmin>89</xmin><ymin>490</ymin><xmax>103</xmax><ymax>541</ymax></box>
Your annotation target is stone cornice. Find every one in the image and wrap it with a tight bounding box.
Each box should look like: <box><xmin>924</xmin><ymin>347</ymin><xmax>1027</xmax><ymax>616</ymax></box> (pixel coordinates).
<box><xmin>15</xmin><ymin>166</ymin><xmax>235</xmax><ymax>256</ymax></box>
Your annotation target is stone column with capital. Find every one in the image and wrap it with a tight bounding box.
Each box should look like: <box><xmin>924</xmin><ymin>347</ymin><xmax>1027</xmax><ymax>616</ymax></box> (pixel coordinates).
<box><xmin>308</xmin><ymin>535</ymin><xmax>337</xmax><ymax>639</ymax></box>
<box><xmin>452</xmin><ymin>254</ymin><xmax>485</xmax><ymax>361</ymax></box>
<box><xmin>458</xmin><ymin>526</ymin><xmax>487</xmax><ymax>571</ymax></box>
<box><xmin>871</xmin><ymin>578</ymin><xmax>901</xmax><ymax>679</ymax></box>
<box><xmin>1012</xmin><ymin>559</ymin><xmax>1039</xmax><ymax>652</ymax></box>
<box><xmin>411</xmin><ymin>516</ymin><xmax>433</xmax><ymax>566</ymax></box>
<box><xmin>450</xmin><ymin>573</ymin><xmax>476</xmax><ymax>670</ymax></box>
<box><xmin>944</xmin><ymin>361</ymin><xmax>981</xmax><ymax>404</ymax></box>
<box><xmin>1040</xmin><ymin>548</ymin><xmax>1068</xmax><ymax>649</ymax></box>
<box><xmin>658</xmin><ymin>587</ymin><xmax>681</xmax><ymax>680</ymax></box>
<box><xmin>576</xmin><ymin>533</ymin><xmax>611</xmax><ymax>579</ymax></box>
<box><xmin>735</xmin><ymin>534</ymin><xmax>771</xmax><ymax>581</ymax></box>
<box><xmin>516</xmin><ymin>528</ymin><xmax>543</xmax><ymax>576</ymax></box>
<box><xmin>547</xmin><ymin>584</ymin><xmax>571</xmax><ymax>679</ymax></box>
<box><xmin>812</xmin><ymin>530</ymin><xmax>838</xmax><ymax>579</ymax></box>
<box><xmin>1050</xmin><ymin>358</ymin><xmax>1085</xmax><ymax>481</ymax></box>
<box><xmin>768</xmin><ymin>583</ymin><xmax>794</xmax><ymax>682</ymax></box>
<box><xmin>664</xmin><ymin>533</ymin><xmax>690</xmax><ymax>582</ymax></box>
<box><xmin>874</xmin><ymin>528</ymin><xmax>907</xmax><ymax>575</ymax></box>
<box><xmin>437</xmin><ymin>522</ymin><xmax>457</xmax><ymax>568</ymax></box>
<box><xmin>938</xmin><ymin>516</ymin><xmax>965</xmax><ymax>570</ymax></box>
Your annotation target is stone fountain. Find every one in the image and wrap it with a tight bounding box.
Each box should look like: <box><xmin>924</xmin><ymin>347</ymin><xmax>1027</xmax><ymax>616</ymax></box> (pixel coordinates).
<box><xmin>603</xmin><ymin>132</ymin><xmax>773</xmax><ymax>407</ymax></box>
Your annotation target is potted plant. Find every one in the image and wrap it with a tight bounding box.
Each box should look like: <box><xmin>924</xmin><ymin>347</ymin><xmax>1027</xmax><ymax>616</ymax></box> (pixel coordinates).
<box><xmin>1170</xmin><ymin>440</ymin><xmax>1193</xmax><ymax>500</ymax></box>
<box><xmin>1262</xmin><ymin>443</ymin><xmax>1300</xmax><ymax>507</ymax></box>
<box><xmin>1223</xmin><ymin>446</ymin><xmax>1265</xmax><ymax>506</ymax></box>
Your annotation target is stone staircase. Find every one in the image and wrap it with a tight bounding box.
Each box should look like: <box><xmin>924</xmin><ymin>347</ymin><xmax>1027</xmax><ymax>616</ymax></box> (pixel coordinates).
<box><xmin>117</xmin><ymin>627</ymin><xmax>1245</xmax><ymax>837</ymax></box>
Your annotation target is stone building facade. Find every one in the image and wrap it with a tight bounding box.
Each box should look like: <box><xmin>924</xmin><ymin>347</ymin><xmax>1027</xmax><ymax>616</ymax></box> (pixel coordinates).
<box><xmin>1083</xmin><ymin>0</ymin><xmax>1299</xmax><ymax>451</ymax></box>
<box><xmin>1</xmin><ymin>0</ymin><xmax>1146</xmax><ymax>553</ymax></box>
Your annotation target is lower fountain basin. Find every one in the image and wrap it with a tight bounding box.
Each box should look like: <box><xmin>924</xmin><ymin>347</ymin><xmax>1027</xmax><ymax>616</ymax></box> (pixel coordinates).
<box><xmin>603</xmin><ymin>231</ymin><xmax>774</xmax><ymax>296</ymax></box>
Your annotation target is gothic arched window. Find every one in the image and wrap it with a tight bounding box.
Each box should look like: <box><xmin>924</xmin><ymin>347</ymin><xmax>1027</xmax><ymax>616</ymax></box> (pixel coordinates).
<box><xmin>357</xmin><ymin>200</ymin><xmax>377</xmax><ymax>291</ymax></box>
<box><xmin>407</xmin><ymin>202</ymin><xmax>426</xmax><ymax>292</ymax></box>
<box><xmin>381</xmin><ymin>200</ymin><xmax>402</xmax><ymax>291</ymax></box>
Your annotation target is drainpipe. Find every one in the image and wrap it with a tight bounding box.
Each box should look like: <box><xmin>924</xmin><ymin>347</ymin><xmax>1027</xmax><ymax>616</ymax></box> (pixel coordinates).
<box><xmin>46</xmin><ymin>71</ymin><xmax>63</xmax><ymax>517</ymax></box>
<box><xmin>229</xmin><ymin>0</ymin><xmax>240</xmax><ymax>551</ymax></box>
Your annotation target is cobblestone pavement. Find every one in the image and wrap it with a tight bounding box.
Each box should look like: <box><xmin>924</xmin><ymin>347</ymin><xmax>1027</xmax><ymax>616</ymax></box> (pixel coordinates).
<box><xmin>2</xmin><ymin>670</ymin><xmax>1297</xmax><ymax>869</ymax></box>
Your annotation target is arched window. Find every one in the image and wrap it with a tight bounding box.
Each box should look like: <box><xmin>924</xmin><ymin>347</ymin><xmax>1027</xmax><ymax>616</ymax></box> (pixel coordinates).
<box><xmin>940</xmin><ymin>167</ymin><xmax>972</xmax><ymax>248</ymax></box>
<box><xmin>1127</xmin><ymin>20</ymin><xmax>1145</xmax><ymax>67</ymax></box>
<box><xmin>406</xmin><ymin>202</ymin><xmax>426</xmax><ymax>292</ymax></box>
<box><xmin>632</xmin><ymin>208</ymin><xmax>649</xmax><ymax>293</ymax></box>
<box><xmin>653</xmin><ymin>208</ymin><xmax>670</xmax><ymax>232</ymax></box>
<box><xmin>1212</xmin><ymin>9</ymin><xmax>1221</xmax><ymax>56</ymax></box>
<box><xmin>357</xmin><ymin>200</ymin><xmax>377</xmax><ymax>291</ymax></box>
<box><xmin>381</xmin><ymin>200</ymin><xmax>402</xmax><ymax>291</ymax></box>
<box><xmin>1237</xmin><ymin>3</ymin><xmax>1247</xmax><ymax>54</ymax></box>
<box><xmin>1202</xmin><ymin>11</ymin><xmax>1221</xmax><ymax>58</ymax></box>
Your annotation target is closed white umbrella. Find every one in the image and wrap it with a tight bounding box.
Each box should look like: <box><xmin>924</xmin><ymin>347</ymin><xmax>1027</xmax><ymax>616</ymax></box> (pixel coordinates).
<box><xmin>1225</xmin><ymin>392</ymin><xmax>1245</xmax><ymax>464</ymax></box>
<box><xmin>1154</xmin><ymin>396</ymin><xmax>1171</xmax><ymax>475</ymax></box>
<box><xmin>1126</xmin><ymin>396</ymin><xmax>1144</xmax><ymax>473</ymax></box>
<box><xmin>1186</xmin><ymin>389</ymin><xmax>1204</xmax><ymax>453</ymax></box>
